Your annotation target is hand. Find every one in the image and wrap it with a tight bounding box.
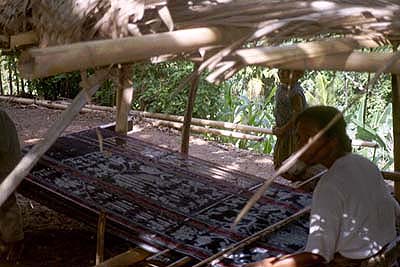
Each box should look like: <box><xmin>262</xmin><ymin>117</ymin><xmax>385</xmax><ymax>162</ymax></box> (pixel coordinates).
<box><xmin>272</xmin><ymin>126</ymin><xmax>284</xmax><ymax>136</ymax></box>
<box><xmin>246</xmin><ymin>257</ymin><xmax>277</xmax><ymax>267</ymax></box>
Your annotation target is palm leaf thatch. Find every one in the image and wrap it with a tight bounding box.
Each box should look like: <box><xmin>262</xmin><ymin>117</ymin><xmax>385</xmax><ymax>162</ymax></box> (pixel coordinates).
<box><xmin>1</xmin><ymin>1</ymin><xmax>399</xmax><ymax>48</ymax></box>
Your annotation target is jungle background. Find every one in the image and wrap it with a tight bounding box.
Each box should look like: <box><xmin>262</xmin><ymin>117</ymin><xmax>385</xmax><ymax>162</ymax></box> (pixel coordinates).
<box><xmin>0</xmin><ymin>50</ymin><xmax>394</xmax><ymax>170</ymax></box>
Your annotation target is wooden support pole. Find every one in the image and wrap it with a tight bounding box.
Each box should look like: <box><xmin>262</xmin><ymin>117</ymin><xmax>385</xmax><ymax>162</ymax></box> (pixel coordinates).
<box><xmin>96</xmin><ymin>211</ymin><xmax>106</xmax><ymax>265</ymax></box>
<box><xmin>18</xmin><ymin>27</ymin><xmax>246</xmax><ymax>79</ymax></box>
<box><xmin>8</xmin><ymin>59</ymin><xmax>12</xmax><ymax>95</ymax></box>
<box><xmin>181</xmin><ymin>64</ymin><xmax>200</xmax><ymax>155</ymax></box>
<box><xmin>0</xmin><ymin>60</ymin><xmax>3</xmax><ymax>95</ymax></box>
<box><xmin>115</xmin><ymin>66</ymin><xmax>133</xmax><ymax>135</ymax></box>
<box><xmin>392</xmin><ymin>44</ymin><xmax>400</xmax><ymax>200</ymax></box>
<box><xmin>94</xmin><ymin>248</ymin><xmax>152</xmax><ymax>267</ymax></box>
<box><xmin>0</xmin><ymin>70</ymin><xmax>107</xmax><ymax>207</ymax></box>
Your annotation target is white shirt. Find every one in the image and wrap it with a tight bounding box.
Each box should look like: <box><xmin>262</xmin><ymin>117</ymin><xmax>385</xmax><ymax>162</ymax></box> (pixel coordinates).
<box><xmin>304</xmin><ymin>153</ymin><xmax>400</xmax><ymax>262</ymax></box>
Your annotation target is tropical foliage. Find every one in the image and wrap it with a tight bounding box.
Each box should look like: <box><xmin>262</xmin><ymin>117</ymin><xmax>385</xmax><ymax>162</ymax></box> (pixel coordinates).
<box><xmin>0</xmin><ymin>54</ymin><xmax>395</xmax><ymax>170</ymax></box>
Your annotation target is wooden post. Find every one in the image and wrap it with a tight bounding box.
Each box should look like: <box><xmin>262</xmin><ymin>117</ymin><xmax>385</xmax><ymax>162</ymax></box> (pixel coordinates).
<box><xmin>96</xmin><ymin>211</ymin><xmax>106</xmax><ymax>265</ymax></box>
<box><xmin>115</xmin><ymin>66</ymin><xmax>133</xmax><ymax>135</ymax></box>
<box><xmin>392</xmin><ymin>42</ymin><xmax>400</xmax><ymax>200</ymax></box>
<box><xmin>0</xmin><ymin>59</ymin><xmax>3</xmax><ymax>95</ymax></box>
<box><xmin>20</xmin><ymin>78</ymin><xmax>25</xmax><ymax>94</ymax></box>
<box><xmin>181</xmin><ymin>64</ymin><xmax>200</xmax><ymax>155</ymax></box>
<box><xmin>7</xmin><ymin>58</ymin><xmax>13</xmax><ymax>95</ymax></box>
<box><xmin>392</xmin><ymin>44</ymin><xmax>400</xmax><ymax>200</ymax></box>
<box><xmin>13</xmin><ymin>57</ymin><xmax>19</xmax><ymax>95</ymax></box>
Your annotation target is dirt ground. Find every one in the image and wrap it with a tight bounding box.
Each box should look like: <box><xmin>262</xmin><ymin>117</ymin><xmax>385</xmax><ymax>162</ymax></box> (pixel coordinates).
<box><xmin>0</xmin><ymin>101</ymin><xmax>277</xmax><ymax>267</ymax></box>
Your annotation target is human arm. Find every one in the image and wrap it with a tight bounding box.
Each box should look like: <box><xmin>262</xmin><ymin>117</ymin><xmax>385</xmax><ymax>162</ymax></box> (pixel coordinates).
<box><xmin>246</xmin><ymin>252</ymin><xmax>324</xmax><ymax>267</ymax></box>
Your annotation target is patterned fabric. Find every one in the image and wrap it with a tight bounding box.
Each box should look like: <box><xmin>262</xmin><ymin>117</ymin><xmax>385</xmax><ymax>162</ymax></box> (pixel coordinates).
<box><xmin>23</xmin><ymin>127</ymin><xmax>312</xmax><ymax>264</ymax></box>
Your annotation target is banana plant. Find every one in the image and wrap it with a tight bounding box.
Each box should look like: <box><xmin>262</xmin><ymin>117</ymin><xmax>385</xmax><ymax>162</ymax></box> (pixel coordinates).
<box><xmin>347</xmin><ymin>99</ymin><xmax>393</xmax><ymax>170</ymax></box>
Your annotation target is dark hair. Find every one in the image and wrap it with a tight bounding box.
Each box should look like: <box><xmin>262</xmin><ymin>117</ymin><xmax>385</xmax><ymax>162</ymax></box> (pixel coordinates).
<box><xmin>295</xmin><ymin>106</ymin><xmax>352</xmax><ymax>152</ymax></box>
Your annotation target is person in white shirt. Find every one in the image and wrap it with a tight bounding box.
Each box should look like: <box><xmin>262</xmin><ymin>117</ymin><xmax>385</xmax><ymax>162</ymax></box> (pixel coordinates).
<box><xmin>247</xmin><ymin>105</ymin><xmax>399</xmax><ymax>267</ymax></box>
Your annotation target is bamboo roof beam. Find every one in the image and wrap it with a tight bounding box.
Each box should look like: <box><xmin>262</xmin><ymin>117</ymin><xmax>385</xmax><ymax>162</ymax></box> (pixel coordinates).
<box><xmin>225</xmin><ymin>49</ymin><xmax>400</xmax><ymax>74</ymax></box>
<box><xmin>10</xmin><ymin>31</ymin><xmax>38</xmax><ymax>49</ymax></box>
<box><xmin>18</xmin><ymin>27</ymin><xmax>248</xmax><ymax>79</ymax></box>
<box><xmin>271</xmin><ymin>51</ymin><xmax>400</xmax><ymax>74</ymax></box>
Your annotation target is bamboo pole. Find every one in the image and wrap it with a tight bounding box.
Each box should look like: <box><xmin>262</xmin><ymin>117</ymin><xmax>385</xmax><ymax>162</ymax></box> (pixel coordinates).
<box><xmin>131</xmin><ymin>110</ymin><xmax>274</xmax><ymax>135</ymax></box>
<box><xmin>181</xmin><ymin>64</ymin><xmax>200</xmax><ymax>155</ymax></box>
<box><xmin>18</xmin><ymin>27</ymin><xmax>247</xmax><ymax>79</ymax></box>
<box><xmin>115</xmin><ymin>66</ymin><xmax>133</xmax><ymax>135</ymax></box>
<box><xmin>9</xmin><ymin>31</ymin><xmax>38</xmax><ymax>48</ymax></box>
<box><xmin>151</xmin><ymin>119</ymin><xmax>265</xmax><ymax>141</ymax></box>
<box><xmin>0</xmin><ymin>70</ymin><xmax>107</xmax><ymax>207</ymax></box>
<box><xmin>231</xmin><ymin>38</ymin><xmax>378</xmax><ymax>66</ymax></box>
<box><xmin>0</xmin><ymin>96</ymin><xmax>99</xmax><ymax>113</ymax></box>
<box><xmin>192</xmin><ymin>206</ymin><xmax>311</xmax><ymax>267</ymax></box>
<box><xmin>96</xmin><ymin>211</ymin><xmax>106</xmax><ymax>265</ymax></box>
<box><xmin>272</xmin><ymin>51</ymin><xmax>400</xmax><ymax>74</ymax></box>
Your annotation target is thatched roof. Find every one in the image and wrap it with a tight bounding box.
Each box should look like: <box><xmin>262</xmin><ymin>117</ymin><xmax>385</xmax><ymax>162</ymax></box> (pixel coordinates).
<box><xmin>1</xmin><ymin>0</ymin><xmax>400</xmax><ymax>46</ymax></box>
<box><xmin>2</xmin><ymin>0</ymin><xmax>400</xmax><ymax>80</ymax></box>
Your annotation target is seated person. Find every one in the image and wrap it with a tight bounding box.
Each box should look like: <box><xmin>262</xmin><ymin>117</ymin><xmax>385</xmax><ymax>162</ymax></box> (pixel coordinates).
<box><xmin>247</xmin><ymin>106</ymin><xmax>400</xmax><ymax>267</ymax></box>
<box><xmin>0</xmin><ymin>109</ymin><xmax>24</xmax><ymax>261</ymax></box>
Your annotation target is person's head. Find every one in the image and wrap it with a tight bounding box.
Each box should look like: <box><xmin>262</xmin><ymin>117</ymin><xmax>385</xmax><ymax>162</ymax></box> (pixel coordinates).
<box><xmin>295</xmin><ymin>106</ymin><xmax>352</xmax><ymax>167</ymax></box>
<box><xmin>278</xmin><ymin>69</ymin><xmax>304</xmax><ymax>87</ymax></box>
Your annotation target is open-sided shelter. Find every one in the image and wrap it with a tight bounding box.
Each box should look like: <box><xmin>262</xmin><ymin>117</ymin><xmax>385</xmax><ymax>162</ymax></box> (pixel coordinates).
<box><xmin>1</xmin><ymin>0</ymin><xmax>400</xmax><ymax>265</ymax></box>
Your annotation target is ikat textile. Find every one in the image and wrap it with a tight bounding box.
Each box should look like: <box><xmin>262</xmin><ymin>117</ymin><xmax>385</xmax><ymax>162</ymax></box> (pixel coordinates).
<box><xmin>24</xmin><ymin>127</ymin><xmax>312</xmax><ymax>265</ymax></box>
